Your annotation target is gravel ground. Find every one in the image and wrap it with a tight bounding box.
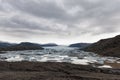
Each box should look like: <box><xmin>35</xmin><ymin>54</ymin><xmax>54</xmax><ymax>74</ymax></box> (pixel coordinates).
<box><xmin>0</xmin><ymin>61</ymin><xmax>119</xmax><ymax>80</ymax></box>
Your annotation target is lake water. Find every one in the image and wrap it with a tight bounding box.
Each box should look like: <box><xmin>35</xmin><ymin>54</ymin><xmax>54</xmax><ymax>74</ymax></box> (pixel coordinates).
<box><xmin>0</xmin><ymin>46</ymin><xmax>120</xmax><ymax>68</ymax></box>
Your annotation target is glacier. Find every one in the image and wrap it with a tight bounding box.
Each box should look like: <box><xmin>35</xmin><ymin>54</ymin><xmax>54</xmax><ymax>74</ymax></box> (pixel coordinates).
<box><xmin>0</xmin><ymin>46</ymin><xmax>119</xmax><ymax>68</ymax></box>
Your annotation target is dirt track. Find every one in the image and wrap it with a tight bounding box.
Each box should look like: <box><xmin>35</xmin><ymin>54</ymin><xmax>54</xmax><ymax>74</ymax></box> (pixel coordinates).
<box><xmin>0</xmin><ymin>61</ymin><xmax>119</xmax><ymax>80</ymax></box>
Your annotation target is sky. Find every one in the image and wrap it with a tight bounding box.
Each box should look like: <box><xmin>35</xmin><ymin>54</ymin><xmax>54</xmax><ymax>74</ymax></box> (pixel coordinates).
<box><xmin>0</xmin><ymin>0</ymin><xmax>120</xmax><ymax>45</ymax></box>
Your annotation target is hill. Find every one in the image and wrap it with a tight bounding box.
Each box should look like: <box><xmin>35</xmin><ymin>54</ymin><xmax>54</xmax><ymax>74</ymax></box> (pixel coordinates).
<box><xmin>69</xmin><ymin>43</ymin><xmax>91</xmax><ymax>49</ymax></box>
<box><xmin>84</xmin><ymin>35</ymin><xmax>120</xmax><ymax>57</ymax></box>
<box><xmin>40</xmin><ymin>43</ymin><xmax>58</xmax><ymax>47</ymax></box>
<box><xmin>0</xmin><ymin>42</ymin><xmax>16</xmax><ymax>48</ymax></box>
<box><xmin>0</xmin><ymin>42</ymin><xmax>44</xmax><ymax>51</ymax></box>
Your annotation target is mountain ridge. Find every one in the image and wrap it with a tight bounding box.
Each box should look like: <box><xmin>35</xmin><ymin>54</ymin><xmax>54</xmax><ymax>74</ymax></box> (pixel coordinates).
<box><xmin>0</xmin><ymin>42</ymin><xmax>44</xmax><ymax>51</ymax></box>
<box><xmin>69</xmin><ymin>43</ymin><xmax>91</xmax><ymax>49</ymax></box>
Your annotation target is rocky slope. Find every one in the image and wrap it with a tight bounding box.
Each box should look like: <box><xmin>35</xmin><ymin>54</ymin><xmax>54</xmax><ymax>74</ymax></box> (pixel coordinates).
<box><xmin>84</xmin><ymin>35</ymin><xmax>120</xmax><ymax>57</ymax></box>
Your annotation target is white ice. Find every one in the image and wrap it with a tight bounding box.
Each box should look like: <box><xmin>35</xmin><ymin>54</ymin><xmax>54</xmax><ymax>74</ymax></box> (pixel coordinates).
<box><xmin>98</xmin><ymin>65</ymin><xmax>112</xmax><ymax>68</ymax></box>
<box><xmin>0</xmin><ymin>46</ymin><xmax>119</xmax><ymax>68</ymax></box>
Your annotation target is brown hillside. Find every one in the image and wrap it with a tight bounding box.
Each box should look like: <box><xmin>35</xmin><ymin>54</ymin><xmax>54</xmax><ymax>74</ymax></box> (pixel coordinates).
<box><xmin>84</xmin><ymin>35</ymin><xmax>120</xmax><ymax>57</ymax></box>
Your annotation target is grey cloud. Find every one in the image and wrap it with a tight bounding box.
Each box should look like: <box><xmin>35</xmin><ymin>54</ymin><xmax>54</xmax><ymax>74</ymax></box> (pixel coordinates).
<box><xmin>0</xmin><ymin>0</ymin><xmax>120</xmax><ymax>43</ymax></box>
<box><xmin>6</xmin><ymin>0</ymin><xmax>68</xmax><ymax>20</ymax></box>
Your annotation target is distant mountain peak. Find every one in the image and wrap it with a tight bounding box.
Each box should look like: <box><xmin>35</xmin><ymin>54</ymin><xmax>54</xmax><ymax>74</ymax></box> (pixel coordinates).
<box><xmin>40</xmin><ymin>43</ymin><xmax>58</xmax><ymax>47</ymax></box>
<box><xmin>69</xmin><ymin>43</ymin><xmax>91</xmax><ymax>49</ymax></box>
<box><xmin>0</xmin><ymin>42</ymin><xmax>43</xmax><ymax>51</ymax></box>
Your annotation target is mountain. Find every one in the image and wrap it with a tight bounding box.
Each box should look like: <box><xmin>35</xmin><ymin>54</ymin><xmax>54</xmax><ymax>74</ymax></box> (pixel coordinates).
<box><xmin>84</xmin><ymin>35</ymin><xmax>120</xmax><ymax>57</ymax></box>
<box><xmin>0</xmin><ymin>42</ymin><xmax>16</xmax><ymax>48</ymax></box>
<box><xmin>69</xmin><ymin>43</ymin><xmax>91</xmax><ymax>49</ymax></box>
<box><xmin>40</xmin><ymin>43</ymin><xmax>58</xmax><ymax>47</ymax></box>
<box><xmin>0</xmin><ymin>42</ymin><xmax>44</xmax><ymax>51</ymax></box>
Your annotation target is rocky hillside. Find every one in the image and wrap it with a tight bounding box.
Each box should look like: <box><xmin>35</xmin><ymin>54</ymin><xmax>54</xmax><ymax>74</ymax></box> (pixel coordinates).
<box><xmin>84</xmin><ymin>35</ymin><xmax>120</xmax><ymax>57</ymax></box>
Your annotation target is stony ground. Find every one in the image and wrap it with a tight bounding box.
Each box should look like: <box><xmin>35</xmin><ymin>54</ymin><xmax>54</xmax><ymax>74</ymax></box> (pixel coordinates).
<box><xmin>0</xmin><ymin>61</ymin><xmax>119</xmax><ymax>80</ymax></box>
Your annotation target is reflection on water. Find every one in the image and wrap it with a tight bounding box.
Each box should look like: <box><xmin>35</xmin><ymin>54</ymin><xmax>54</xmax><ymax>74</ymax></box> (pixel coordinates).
<box><xmin>0</xmin><ymin>46</ymin><xmax>120</xmax><ymax>68</ymax></box>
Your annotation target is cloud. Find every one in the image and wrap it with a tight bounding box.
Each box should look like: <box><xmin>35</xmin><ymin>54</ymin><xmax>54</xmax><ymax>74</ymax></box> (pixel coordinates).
<box><xmin>0</xmin><ymin>0</ymin><xmax>120</xmax><ymax>44</ymax></box>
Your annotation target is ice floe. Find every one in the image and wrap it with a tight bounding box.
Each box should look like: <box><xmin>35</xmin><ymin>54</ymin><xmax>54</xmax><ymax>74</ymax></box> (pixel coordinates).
<box><xmin>0</xmin><ymin>46</ymin><xmax>119</xmax><ymax>68</ymax></box>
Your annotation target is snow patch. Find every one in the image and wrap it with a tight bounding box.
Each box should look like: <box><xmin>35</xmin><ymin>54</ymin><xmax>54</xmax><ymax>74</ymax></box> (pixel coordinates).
<box><xmin>98</xmin><ymin>65</ymin><xmax>112</xmax><ymax>68</ymax></box>
<box><xmin>71</xmin><ymin>59</ymin><xmax>89</xmax><ymax>65</ymax></box>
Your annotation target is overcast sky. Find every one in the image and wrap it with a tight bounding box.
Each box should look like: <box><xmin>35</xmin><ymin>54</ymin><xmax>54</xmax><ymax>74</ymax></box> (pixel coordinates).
<box><xmin>0</xmin><ymin>0</ymin><xmax>120</xmax><ymax>45</ymax></box>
